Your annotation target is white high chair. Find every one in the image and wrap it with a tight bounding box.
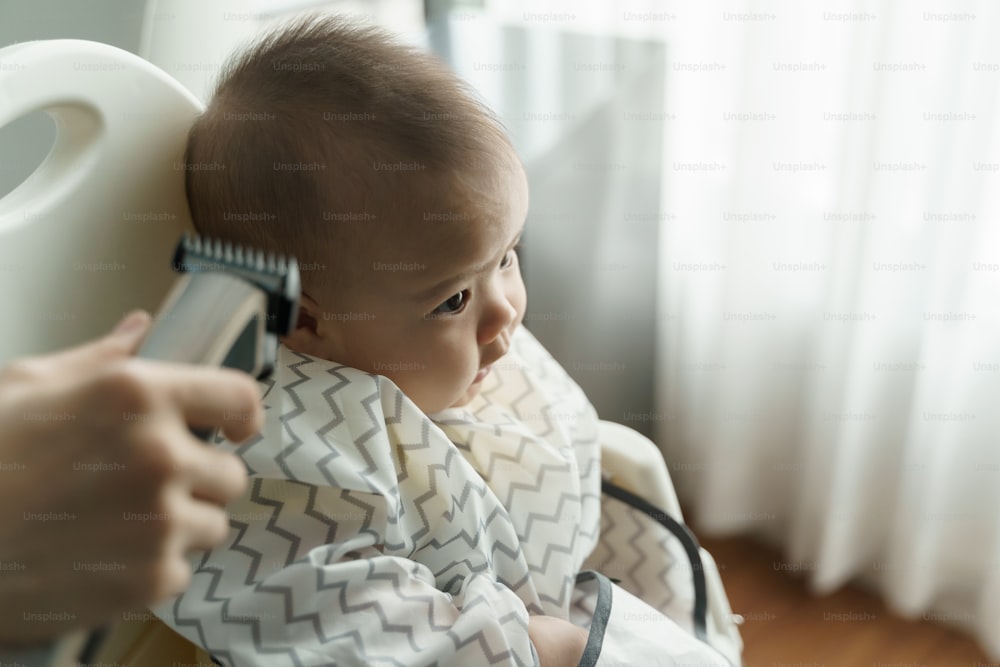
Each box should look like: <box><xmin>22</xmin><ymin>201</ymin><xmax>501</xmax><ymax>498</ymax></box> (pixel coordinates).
<box><xmin>0</xmin><ymin>38</ymin><xmax>209</xmax><ymax>665</ymax></box>
<box><xmin>0</xmin><ymin>39</ymin><xmax>198</xmax><ymax>362</ymax></box>
<box><xmin>0</xmin><ymin>39</ymin><xmax>739</xmax><ymax>666</ymax></box>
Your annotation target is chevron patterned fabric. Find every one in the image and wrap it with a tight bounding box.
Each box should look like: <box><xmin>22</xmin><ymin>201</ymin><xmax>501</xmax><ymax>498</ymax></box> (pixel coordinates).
<box><xmin>153</xmin><ymin>328</ymin><xmax>734</xmax><ymax>666</ymax></box>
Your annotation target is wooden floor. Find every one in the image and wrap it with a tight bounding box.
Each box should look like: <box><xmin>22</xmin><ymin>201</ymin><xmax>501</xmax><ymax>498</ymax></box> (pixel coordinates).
<box><xmin>698</xmin><ymin>535</ymin><xmax>995</xmax><ymax>667</ymax></box>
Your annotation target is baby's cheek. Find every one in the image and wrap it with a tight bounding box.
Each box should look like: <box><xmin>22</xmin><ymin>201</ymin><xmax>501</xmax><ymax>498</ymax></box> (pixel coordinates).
<box><xmin>449</xmin><ymin>384</ymin><xmax>480</xmax><ymax>409</ymax></box>
<box><xmin>393</xmin><ymin>366</ymin><xmax>457</xmax><ymax>413</ymax></box>
<box><xmin>512</xmin><ymin>276</ymin><xmax>528</xmax><ymax>326</ymax></box>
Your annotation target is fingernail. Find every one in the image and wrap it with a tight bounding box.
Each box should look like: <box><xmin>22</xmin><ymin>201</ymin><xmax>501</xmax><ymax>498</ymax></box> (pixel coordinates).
<box><xmin>113</xmin><ymin>310</ymin><xmax>149</xmax><ymax>335</ymax></box>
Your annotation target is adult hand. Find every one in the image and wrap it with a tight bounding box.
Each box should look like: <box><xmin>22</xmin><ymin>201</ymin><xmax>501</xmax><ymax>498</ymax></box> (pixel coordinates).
<box><xmin>0</xmin><ymin>311</ymin><xmax>261</xmax><ymax>646</ymax></box>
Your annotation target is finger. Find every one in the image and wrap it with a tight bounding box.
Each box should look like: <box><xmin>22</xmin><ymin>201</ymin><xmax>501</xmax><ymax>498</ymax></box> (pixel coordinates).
<box><xmin>186</xmin><ymin>445</ymin><xmax>250</xmax><ymax>506</ymax></box>
<box><xmin>172</xmin><ymin>494</ymin><xmax>233</xmax><ymax>553</ymax></box>
<box><xmin>144</xmin><ymin>363</ymin><xmax>264</xmax><ymax>441</ymax></box>
<box><xmin>107</xmin><ymin>310</ymin><xmax>154</xmax><ymax>354</ymax></box>
<box><xmin>38</xmin><ymin>311</ymin><xmax>153</xmax><ymax>377</ymax></box>
<box><xmin>149</xmin><ymin>551</ymin><xmax>194</xmax><ymax>604</ymax></box>
<box><xmin>177</xmin><ymin>368</ymin><xmax>263</xmax><ymax>442</ymax></box>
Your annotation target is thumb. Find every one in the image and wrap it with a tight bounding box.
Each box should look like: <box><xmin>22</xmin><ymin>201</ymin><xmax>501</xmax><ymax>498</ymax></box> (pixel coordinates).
<box><xmin>105</xmin><ymin>310</ymin><xmax>153</xmax><ymax>355</ymax></box>
<box><xmin>34</xmin><ymin>311</ymin><xmax>154</xmax><ymax>378</ymax></box>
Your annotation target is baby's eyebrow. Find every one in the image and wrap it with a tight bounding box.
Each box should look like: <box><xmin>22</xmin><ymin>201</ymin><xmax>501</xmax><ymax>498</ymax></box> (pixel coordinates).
<box><xmin>413</xmin><ymin>263</ymin><xmax>486</xmax><ymax>302</ymax></box>
<box><xmin>412</xmin><ymin>225</ymin><xmax>524</xmax><ymax>302</ymax></box>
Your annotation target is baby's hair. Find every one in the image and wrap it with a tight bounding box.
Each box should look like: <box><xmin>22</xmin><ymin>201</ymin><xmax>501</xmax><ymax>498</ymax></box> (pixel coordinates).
<box><xmin>185</xmin><ymin>14</ymin><xmax>515</xmax><ymax>295</ymax></box>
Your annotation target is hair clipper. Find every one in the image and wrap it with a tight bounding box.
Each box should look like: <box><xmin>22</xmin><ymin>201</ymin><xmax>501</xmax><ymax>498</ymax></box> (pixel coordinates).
<box><xmin>75</xmin><ymin>233</ymin><xmax>300</xmax><ymax>666</ymax></box>
<box><xmin>138</xmin><ymin>233</ymin><xmax>300</xmax><ymax>379</ymax></box>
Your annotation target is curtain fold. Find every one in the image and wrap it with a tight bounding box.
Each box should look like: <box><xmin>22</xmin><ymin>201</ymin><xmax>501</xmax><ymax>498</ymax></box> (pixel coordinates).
<box><xmin>655</xmin><ymin>1</ymin><xmax>1000</xmax><ymax>658</ymax></box>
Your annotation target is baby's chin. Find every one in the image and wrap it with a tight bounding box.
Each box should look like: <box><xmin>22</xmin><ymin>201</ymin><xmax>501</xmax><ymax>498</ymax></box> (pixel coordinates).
<box><xmin>388</xmin><ymin>364</ymin><xmax>497</xmax><ymax>413</ymax></box>
<box><xmin>447</xmin><ymin>363</ymin><xmax>498</xmax><ymax>409</ymax></box>
<box><xmin>404</xmin><ymin>383</ymin><xmax>480</xmax><ymax>415</ymax></box>
<box><xmin>448</xmin><ymin>384</ymin><xmax>483</xmax><ymax>409</ymax></box>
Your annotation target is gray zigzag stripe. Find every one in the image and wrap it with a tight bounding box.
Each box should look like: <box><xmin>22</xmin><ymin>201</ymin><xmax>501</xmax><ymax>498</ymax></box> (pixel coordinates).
<box><xmin>172</xmin><ymin>331</ymin><xmax>611</xmax><ymax>665</ymax></box>
<box><xmin>356</xmin><ymin>376</ymin><xmax>388</xmax><ymax>445</ymax></box>
<box><xmin>586</xmin><ymin>497</ymin><xmax>682</xmax><ymax>611</ymax></box>
<box><xmin>272</xmin><ymin>353</ymin><xmax>313</xmax><ymax>481</ymax></box>
<box><xmin>392</xmin><ymin>419</ymin><xmax>432</xmax><ymax>485</ymax></box>
<box><xmin>408</xmin><ymin>450</ymin><xmax>522</xmax><ymax>558</ymax></box>
<box><xmin>314</xmin><ymin>372</ymin><xmax>382</xmax><ymax>492</ymax></box>
<box><xmin>378</xmin><ymin>380</ymin><xmax>405</xmax><ymax>424</ymax></box>
<box><xmin>310</xmin><ymin>367</ymin><xmax>351</xmax><ymax>476</ymax></box>
<box><xmin>623</xmin><ymin>501</ymin><xmax>652</xmax><ymax>593</ymax></box>
<box><xmin>577</xmin><ymin>463</ymin><xmax>602</xmax><ymax>545</ymax></box>
<box><xmin>316</xmin><ymin>365</ymin><xmax>351</xmax><ymax>434</ymax></box>
<box><xmin>251</xmin><ymin>571</ymin><xmax>375</xmax><ymax>658</ymax></box>
<box><xmin>211</xmin><ymin>531</ymin><xmax>302</xmax><ymax>665</ymax></box>
<box><xmin>595</xmin><ymin>511</ymin><xmax>619</xmax><ymax>572</ymax></box>
<box><xmin>250</xmin><ymin>479</ymin><xmax>307</xmax><ymax>568</ymax></box>
<box><xmin>170</xmin><ymin>553</ymin><xmax>226</xmax><ymax>663</ymax></box>
<box><xmin>275</xmin><ymin>559</ymin><xmax>522</xmax><ymax>663</ymax></box>
<box><xmin>478</xmin><ymin>435</ymin><xmax>529</xmax><ymax>484</ymax></box>
<box><xmin>521</xmin><ymin>491</ymin><xmax>580</xmax><ymax>553</ymax></box>
<box><xmin>507</xmin><ymin>369</ymin><xmax>541</xmax><ymax>427</ymax></box>
<box><xmin>533</xmin><ymin>400</ymin><xmax>561</xmax><ymax>441</ymax></box>
<box><xmin>435</xmin><ymin>417</ymin><xmax>586</xmax><ymax>611</ymax></box>
<box><xmin>301</xmin><ymin>484</ymin><xmax>341</xmax><ymax>544</ymax></box>
<box><xmin>440</xmin><ymin>595</ymin><xmax>527</xmax><ymax>664</ymax></box>
<box><xmin>398</xmin><ymin>457</ymin><xmax>444</xmax><ymax>548</ymax></box>
<box><xmin>433</xmin><ymin>518</ymin><xmax>532</xmax><ymax>599</ymax></box>
<box><xmin>257</xmin><ymin>374</ymin><xmax>276</xmax><ymax>401</ymax></box>
<box><xmin>335</xmin><ymin>489</ymin><xmax>380</xmax><ymax>537</ymax></box>
<box><xmin>390</xmin><ymin>440</ymin><xmax>463</xmax><ymax>553</ymax></box>
<box><xmin>172</xmin><ymin>547</ymin><xmax>302</xmax><ymax>667</ymax></box>
<box><xmin>500</xmin><ymin>461</ymin><xmax>574</xmax><ymax>517</ymax></box>
<box><xmin>199</xmin><ymin>485</ymin><xmax>398</xmax><ymax>665</ymax></box>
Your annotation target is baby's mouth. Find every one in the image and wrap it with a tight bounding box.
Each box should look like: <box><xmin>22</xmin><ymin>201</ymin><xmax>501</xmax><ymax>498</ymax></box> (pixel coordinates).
<box><xmin>472</xmin><ymin>365</ymin><xmax>492</xmax><ymax>384</ymax></box>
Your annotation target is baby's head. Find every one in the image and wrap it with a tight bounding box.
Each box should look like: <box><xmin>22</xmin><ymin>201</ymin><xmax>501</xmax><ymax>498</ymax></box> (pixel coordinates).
<box><xmin>186</xmin><ymin>16</ymin><xmax>528</xmax><ymax>413</ymax></box>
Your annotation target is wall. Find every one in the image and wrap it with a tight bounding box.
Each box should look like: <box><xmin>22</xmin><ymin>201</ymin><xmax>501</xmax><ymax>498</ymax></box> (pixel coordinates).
<box><xmin>0</xmin><ymin>0</ymin><xmax>146</xmax><ymax>197</ymax></box>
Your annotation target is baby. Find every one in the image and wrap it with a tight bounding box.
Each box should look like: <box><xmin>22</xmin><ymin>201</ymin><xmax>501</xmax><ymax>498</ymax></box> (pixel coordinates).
<box><xmin>188</xmin><ymin>18</ymin><xmax>526</xmax><ymax>416</ymax></box>
<box><xmin>164</xmin><ymin>14</ymin><xmax>734</xmax><ymax>667</ymax></box>
<box><xmin>185</xmin><ymin>15</ymin><xmax>584</xmax><ymax>665</ymax></box>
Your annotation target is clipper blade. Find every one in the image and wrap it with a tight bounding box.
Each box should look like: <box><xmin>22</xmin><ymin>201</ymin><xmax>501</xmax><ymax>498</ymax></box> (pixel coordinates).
<box><xmin>172</xmin><ymin>233</ymin><xmax>300</xmax><ymax>336</ymax></box>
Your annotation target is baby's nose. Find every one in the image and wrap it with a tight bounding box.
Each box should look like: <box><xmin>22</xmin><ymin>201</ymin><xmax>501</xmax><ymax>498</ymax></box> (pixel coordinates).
<box><xmin>478</xmin><ymin>291</ymin><xmax>517</xmax><ymax>346</ymax></box>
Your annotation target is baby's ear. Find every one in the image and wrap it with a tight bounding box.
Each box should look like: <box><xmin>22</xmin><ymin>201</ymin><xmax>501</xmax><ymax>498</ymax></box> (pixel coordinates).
<box><xmin>280</xmin><ymin>294</ymin><xmax>323</xmax><ymax>354</ymax></box>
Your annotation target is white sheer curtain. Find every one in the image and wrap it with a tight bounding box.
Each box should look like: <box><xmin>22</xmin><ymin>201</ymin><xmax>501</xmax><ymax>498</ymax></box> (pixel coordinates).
<box><xmin>655</xmin><ymin>1</ymin><xmax>1000</xmax><ymax>658</ymax></box>
<box><xmin>433</xmin><ymin>4</ymin><xmax>668</xmax><ymax>437</ymax></box>
<box><xmin>425</xmin><ymin>0</ymin><xmax>1000</xmax><ymax>655</ymax></box>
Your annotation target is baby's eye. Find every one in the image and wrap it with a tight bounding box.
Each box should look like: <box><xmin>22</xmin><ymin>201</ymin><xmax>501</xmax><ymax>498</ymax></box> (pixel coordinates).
<box><xmin>432</xmin><ymin>290</ymin><xmax>468</xmax><ymax>315</ymax></box>
<box><xmin>500</xmin><ymin>246</ymin><xmax>519</xmax><ymax>269</ymax></box>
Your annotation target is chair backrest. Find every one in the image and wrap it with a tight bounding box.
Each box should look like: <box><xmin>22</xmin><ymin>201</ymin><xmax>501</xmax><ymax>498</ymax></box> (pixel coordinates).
<box><xmin>0</xmin><ymin>39</ymin><xmax>200</xmax><ymax>362</ymax></box>
<box><xmin>0</xmin><ymin>39</ymin><xmax>218</xmax><ymax>664</ymax></box>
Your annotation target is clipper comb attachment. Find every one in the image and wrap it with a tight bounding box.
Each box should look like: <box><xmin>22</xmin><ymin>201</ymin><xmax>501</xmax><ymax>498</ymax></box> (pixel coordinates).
<box><xmin>137</xmin><ymin>233</ymin><xmax>301</xmax><ymax>381</ymax></box>
<box><xmin>172</xmin><ymin>233</ymin><xmax>300</xmax><ymax>336</ymax></box>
